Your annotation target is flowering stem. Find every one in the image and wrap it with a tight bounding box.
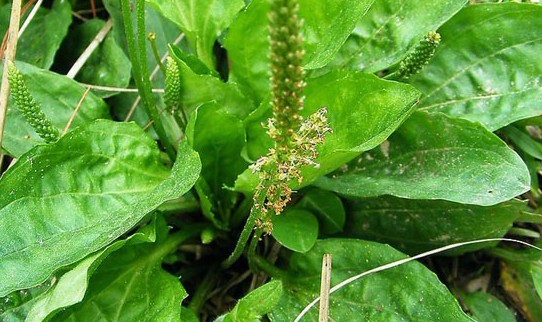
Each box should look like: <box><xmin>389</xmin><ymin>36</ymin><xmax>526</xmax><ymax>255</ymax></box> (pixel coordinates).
<box><xmin>221</xmin><ymin>192</ymin><xmax>266</xmax><ymax>269</ymax></box>
<box><xmin>120</xmin><ymin>0</ymin><xmax>175</xmax><ymax>160</ymax></box>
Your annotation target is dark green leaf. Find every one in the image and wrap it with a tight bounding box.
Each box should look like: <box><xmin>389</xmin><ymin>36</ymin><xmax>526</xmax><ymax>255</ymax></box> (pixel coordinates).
<box><xmin>498</xmin><ymin>255</ymin><xmax>542</xmax><ymax>321</ymax></box>
<box><xmin>0</xmin><ymin>0</ymin><xmax>71</xmax><ymax>69</ymax></box>
<box><xmin>297</xmin><ymin>189</ymin><xmax>345</xmax><ymax>234</ymax></box>
<box><xmin>411</xmin><ymin>3</ymin><xmax>542</xmax><ymax>131</ymax></box>
<box><xmin>502</xmin><ymin>125</ymin><xmax>542</xmax><ymax>160</ymax></box>
<box><xmin>1</xmin><ymin>61</ymin><xmax>110</xmax><ymax>157</ymax></box>
<box><xmin>0</xmin><ymin>283</ymin><xmax>53</xmax><ymax>322</ymax></box>
<box><xmin>217</xmin><ymin>280</ymin><xmax>282</xmax><ymax>322</ymax></box>
<box><xmin>0</xmin><ymin>120</ymin><xmax>201</xmax><ymax>296</ymax></box>
<box><xmin>236</xmin><ymin>70</ymin><xmax>420</xmax><ymax>192</ymax></box>
<box><xmin>343</xmin><ymin>196</ymin><xmax>523</xmax><ymax>254</ymax></box>
<box><xmin>186</xmin><ymin>102</ymin><xmax>247</xmax><ymax>224</ymax></box>
<box><xmin>329</xmin><ymin>0</ymin><xmax>467</xmax><ymax>72</ymax></box>
<box><xmin>26</xmin><ymin>222</ymin><xmax>158</xmax><ymax>321</ymax></box>
<box><xmin>315</xmin><ymin>111</ymin><xmax>530</xmax><ymax>206</ymax></box>
<box><xmin>147</xmin><ymin>0</ymin><xmax>244</xmax><ymax>68</ymax></box>
<box><xmin>460</xmin><ymin>291</ymin><xmax>516</xmax><ymax>322</ymax></box>
<box><xmin>224</xmin><ymin>0</ymin><xmax>374</xmax><ymax>102</ymax></box>
<box><xmin>169</xmin><ymin>46</ymin><xmax>254</xmax><ymax>119</ymax></box>
<box><xmin>532</xmin><ymin>265</ymin><xmax>542</xmax><ymax>301</ymax></box>
<box><xmin>272</xmin><ymin>209</ymin><xmax>318</xmax><ymax>253</ymax></box>
<box><xmin>45</xmin><ymin>221</ymin><xmax>196</xmax><ymax>321</ymax></box>
<box><xmin>270</xmin><ymin>239</ymin><xmax>472</xmax><ymax>321</ymax></box>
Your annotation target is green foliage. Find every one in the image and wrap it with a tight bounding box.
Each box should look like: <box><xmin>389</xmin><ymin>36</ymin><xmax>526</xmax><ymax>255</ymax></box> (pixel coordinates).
<box><xmin>0</xmin><ymin>0</ymin><xmax>72</xmax><ymax>69</ymax></box>
<box><xmin>269</xmin><ymin>239</ymin><xmax>473</xmax><ymax>321</ymax></box>
<box><xmin>1</xmin><ymin>0</ymin><xmax>541</xmax><ymax>321</ymax></box>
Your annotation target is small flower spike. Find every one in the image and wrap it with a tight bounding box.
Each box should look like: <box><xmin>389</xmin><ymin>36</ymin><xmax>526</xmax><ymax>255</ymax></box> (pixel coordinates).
<box><xmin>395</xmin><ymin>31</ymin><xmax>441</xmax><ymax>80</ymax></box>
<box><xmin>7</xmin><ymin>61</ymin><xmax>59</xmax><ymax>143</ymax></box>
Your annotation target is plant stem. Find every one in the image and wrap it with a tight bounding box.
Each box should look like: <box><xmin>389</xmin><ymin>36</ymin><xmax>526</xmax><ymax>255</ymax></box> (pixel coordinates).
<box><xmin>188</xmin><ymin>264</ymin><xmax>219</xmax><ymax>313</ymax></box>
<box><xmin>120</xmin><ymin>0</ymin><xmax>175</xmax><ymax>161</ymax></box>
<box><xmin>222</xmin><ymin>192</ymin><xmax>266</xmax><ymax>269</ymax></box>
<box><xmin>247</xmin><ymin>228</ymin><xmax>263</xmax><ymax>271</ymax></box>
<box><xmin>251</xmin><ymin>254</ymin><xmax>288</xmax><ymax>279</ymax></box>
<box><xmin>147</xmin><ymin>32</ymin><xmax>165</xmax><ymax>74</ymax></box>
<box><xmin>0</xmin><ymin>0</ymin><xmax>22</xmax><ymax>150</ymax></box>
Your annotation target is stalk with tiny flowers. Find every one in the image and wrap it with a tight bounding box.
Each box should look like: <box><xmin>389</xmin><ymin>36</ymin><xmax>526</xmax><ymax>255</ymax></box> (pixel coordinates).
<box><xmin>223</xmin><ymin>0</ymin><xmax>331</xmax><ymax>269</ymax></box>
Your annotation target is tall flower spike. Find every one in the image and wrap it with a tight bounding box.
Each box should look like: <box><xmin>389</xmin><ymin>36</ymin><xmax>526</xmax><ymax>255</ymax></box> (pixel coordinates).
<box><xmin>250</xmin><ymin>0</ymin><xmax>331</xmax><ymax>233</ymax></box>
<box><xmin>394</xmin><ymin>31</ymin><xmax>441</xmax><ymax>80</ymax></box>
<box><xmin>7</xmin><ymin>61</ymin><xmax>59</xmax><ymax>143</ymax></box>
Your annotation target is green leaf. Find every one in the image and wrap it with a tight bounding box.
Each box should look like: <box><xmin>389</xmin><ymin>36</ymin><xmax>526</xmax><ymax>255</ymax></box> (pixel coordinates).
<box><xmin>147</xmin><ymin>0</ymin><xmax>244</xmax><ymax>68</ymax></box>
<box><xmin>217</xmin><ymin>280</ymin><xmax>282</xmax><ymax>322</ymax></box>
<box><xmin>269</xmin><ymin>239</ymin><xmax>472</xmax><ymax>321</ymax></box>
<box><xmin>272</xmin><ymin>209</ymin><xmax>318</xmax><ymax>253</ymax></box>
<box><xmin>224</xmin><ymin>0</ymin><xmax>374</xmax><ymax>102</ymax></box>
<box><xmin>342</xmin><ymin>196</ymin><xmax>523</xmax><ymax>254</ymax></box>
<box><xmin>297</xmin><ymin>189</ymin><xmax>345</xmax><ymax>234</ymax></box>
<box><xmin>0</xmin><ymin>0</ymin><xmax>71</xmax><ymax>69</ymax></box>
<box><xmin>532</xmin><ymin>265</ymin><xmax>542</xmax><ymax>301</ymax></box>
<box><xmin>40</xmin><ymin>221</ymin><xmax>197</xmax><ymax>321</ymax></box>
<box><xmin>26</xmin><ymin>222</ymin><xmax>158</xmax><ymax>322</ymax></box>
<box><xmin>186</xmin><ymin>102</ymin><xmax>247</xmax><ymax>224</ymax></box>
<box><xmin>501</xmin><ymin>125</ymin><xmax>542</xmax><ymax>160</ymax></box>
<box><xmin>497</xmin><ymin>252</ymin><xmax>542</xmax><ymax>321</ymax></box>
<box><xmin>410</xmin><ymin>3</ymin><xmax>542</xmax><ymax>131</ymax></box>
<box><xmin>236</xmin><ymin>70</ymin><xmax>420</xmax><ymax>192</ymax></box>
<box><xmin>0</xmin><ymin>283</ymin><xmax>53</xmax><ymax>321</ymax></box>
<box><xmin>460</xmin><ymin>291</ymin><xmax>516</xmax><ymax>322</ymax></box>
<box><xmin>315</xmin><ymin>111</ymin><xmax>530</xmax><ymax>206</ymax></box>
<box><xmin>55</xmin><ymin>19</ymin><xmax>131</xmax><ymax>97</ymax></box>
<box><xmin>329</xmin><ymin>0</ymin><xmax>467</xmax><ymax>72</ymax></box>
<box><xmin>0</xmin><ymin>120</ymin><xmax>201</xmax><ymax>296</ymax></box>
<box><xmin>1</xmin><ymin>61</ymin><xmax>110</xmax><ymax>157</ymax></box>
<box><xmin>169</xmin><ymin>45</ymin><xmax>254</xmax><ymax>119</ymax></box>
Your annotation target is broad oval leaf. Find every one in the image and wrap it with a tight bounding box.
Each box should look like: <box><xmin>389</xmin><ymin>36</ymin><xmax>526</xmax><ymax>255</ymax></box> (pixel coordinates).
<box><xmin>147</xmin><ymin>0</ymin><xmax>245</xmax><ymax>68</ymax></box>
<box><xmin>26</xmin><ymin>223</ymin><xmax>158</xmax><ymax>322</ymax></box>
<box><xmin>40</xmin><ymin>221</ymin><xmax>197</xmax><ymax>322</ymax></box>
<box><xmin>0</xmin><ymin>120</ymin><xmax>201</xmax><ymax>297</ymax></box>
<box><xmin>342</xmin><ymin>196</ymin><xmax>524</xmax><ymax>254</ymax></box>
<box><xmin>224</xmin><ymin>0</ymin><xmax>374</xmax><ymax>102</ymax></box>
<box><xmin>297</xmin><ymin>189</ymin><xmax>345</xmax><ymax>234</ymax></box>
<box><xmin>411</xmin><ymin>3</ymin><xmax>542</xmax><ymax>131</ymax></box>
<box><xmin>315</xmin><ymin>111</ymin><xmax>530</xmax><ymax>206</ymax></box>
<box><xmin>0</xmin><ymin>0</ymin><xmax>72</xmax><ymax>69</ymax></box>
<box><xmin>56</xmin><ymin>18</ymin><xmax>131</xmax><ymax>97</ymax></box>
<box><xmin>272</xmin><ymin>209</ymin><xmax>318</xmax><ymax>253</ymax></box>
<box><xmin>461</xmin><ymin>291</ymin><xmax>516</xmax><ymax>322</ymax></box>
<box><xmin>235</xmin><ymin>70</ymin><xmax>420</xmax><ymax>192</ymax></box>
<box><xmin>2</xmin><ymin>61</ymin><xmax>110</xmax><ymax>157</ymax></box>
<box><xmin>269</xmin><ymin>239</ymin><xmax>472</xmax><ymax>321</ymax></box>
<box><xmin>170</xmin><ymin>46</ymin><xmax>254</xmax><ymax>119</ymax></box>
<box><xmin>216</xmin><ymin>280</ymin><xmax>282</xmax><ymax>322</ymax></box>
<box><xmin>329</xmin><ymin>0</ymin><xmax>467</xmax><ymax>72</ymax></box>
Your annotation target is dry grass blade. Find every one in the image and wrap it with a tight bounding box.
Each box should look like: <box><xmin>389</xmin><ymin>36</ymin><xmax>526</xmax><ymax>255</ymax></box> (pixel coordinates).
<box><xmin>62</xmin><ymin>86</ymin><xmax>91</xmax><ymax>135</ymax></box>
<box><xmin>67</xmin><ymin>18</ymin><xmax>113</xmax><ymax>79</ymax></box>
<box><xmin>318</xmin><ymin>254</ymin><xmax>332</xmax><ymax>322</ymax></box>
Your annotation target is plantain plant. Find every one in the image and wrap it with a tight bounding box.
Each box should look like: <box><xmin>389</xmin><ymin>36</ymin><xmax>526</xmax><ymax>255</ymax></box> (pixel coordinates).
<box><xmin>1</xmin><ymin>0</ymin><xmax>542</xmax><ymax>321</ymax></box>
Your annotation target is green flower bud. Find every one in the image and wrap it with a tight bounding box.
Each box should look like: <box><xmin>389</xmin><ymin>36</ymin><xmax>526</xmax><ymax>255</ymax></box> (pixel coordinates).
<box><xmin>396</xmin><ymin>31</ymin><xmax>441</xmax><ymax>80</ymax></box>
<box><xmin>165</xmin><ymin>57</ymin><xmax>181</xmax><ymax>114</ymax></box>
<box><xmin>7</xmin><ymin>62</ymin><xmax>59</xmax><ymax>143</ymax></box>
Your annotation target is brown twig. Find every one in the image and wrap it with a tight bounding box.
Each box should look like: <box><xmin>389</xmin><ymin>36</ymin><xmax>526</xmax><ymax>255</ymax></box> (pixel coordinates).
<box><xmin>0</xmin><ymin>0</ymin><xmax>23</xmax><ymax>149</ymax></box>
